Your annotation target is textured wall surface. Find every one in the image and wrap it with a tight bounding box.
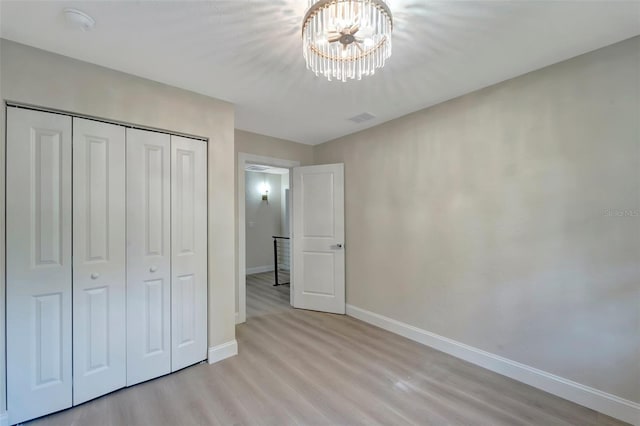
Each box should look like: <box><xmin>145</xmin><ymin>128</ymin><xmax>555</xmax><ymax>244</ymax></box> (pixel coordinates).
<box><xmin>314</xmin><ymin>37</ymin><xmax>640</xmax><ymax>402</ymax></box>
<box><xmin>245</xmin><ymin>172</ymin><xmax>283</xmax><ymax>269</ymax></box>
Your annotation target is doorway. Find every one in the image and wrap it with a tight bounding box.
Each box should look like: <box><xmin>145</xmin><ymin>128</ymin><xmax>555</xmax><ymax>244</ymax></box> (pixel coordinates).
<box><xmin>237</xmin><ymin>154</ymin><xmax>299</xmax><ymax>324</ymax></box>
<box><xmin>245</xmin><ymin>165</ymin><xmax>290</xmax><ymax>318</ymax></box>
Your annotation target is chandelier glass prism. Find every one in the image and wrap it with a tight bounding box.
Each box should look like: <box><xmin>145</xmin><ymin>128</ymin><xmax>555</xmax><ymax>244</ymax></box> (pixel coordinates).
<box><xmin>302</xmin><ymin>0</ymin><xmax>393</xmax><ymax>82</ymax></box>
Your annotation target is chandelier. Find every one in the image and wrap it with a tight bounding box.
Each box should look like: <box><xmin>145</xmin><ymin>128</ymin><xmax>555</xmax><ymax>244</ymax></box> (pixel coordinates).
<box><xmin>302</xmin><ymin>0</ymin><xmax>393</xmax><ymax>82</ymax></box>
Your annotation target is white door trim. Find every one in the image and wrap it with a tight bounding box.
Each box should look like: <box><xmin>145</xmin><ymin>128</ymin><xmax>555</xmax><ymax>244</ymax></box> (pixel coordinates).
<box><xmin>237</xmin><ymin>153</ymin><xmax>299</xmax><ymax>324</ymax></box>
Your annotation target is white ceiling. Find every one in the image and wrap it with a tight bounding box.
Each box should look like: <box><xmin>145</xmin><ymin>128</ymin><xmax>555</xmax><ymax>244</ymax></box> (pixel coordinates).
<box><xmin>1</xmin><ymin>1</ymin><xmax>639</xmax><ymax>145</ymax></box>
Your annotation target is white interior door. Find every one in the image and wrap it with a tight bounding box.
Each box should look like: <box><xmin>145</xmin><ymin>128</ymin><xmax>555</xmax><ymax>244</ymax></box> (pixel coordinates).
<box><xmin>126</xmin><ymin>128</ymin><xmax>172</xmax><ymax>385</ymax></box>
<box><xmin>72</xmin><ymin>117</ymin><xmax>126</xmax><ymax>405</ymax></box>
<box><xmin>292</xmin><ymin>164</ymin><xmax>345</xmax><ymax>314</ymax></box>
<box><xmin>171</xmin><ymin>135</ymin><xmax>208</xmax><ymax>371</ymax></box>
<box><xmin>6</xmin><ymin>107</ymin><xmax>73</xmax><ymax>424</ymax></box>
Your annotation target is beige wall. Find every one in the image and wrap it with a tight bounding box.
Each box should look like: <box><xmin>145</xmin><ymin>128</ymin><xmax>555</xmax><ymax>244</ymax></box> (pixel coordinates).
<box><xmin>0</xmin><ymin>39</ymin><xmax>237</xmax><ymax>409</ymax></box>
<box><xmin>245</xmin><ymin>172</ymin><xmax>283</xmax><ymax>270</ymax></box>
<box><xmin>314</xmin><ymin>36</ymin><xmax>640</xmax><ymax>402</ymax></box>
<box><xmin>235</xmin><ymin>129</ymin><xmax>314</xmax><ymax>165</ymax></box>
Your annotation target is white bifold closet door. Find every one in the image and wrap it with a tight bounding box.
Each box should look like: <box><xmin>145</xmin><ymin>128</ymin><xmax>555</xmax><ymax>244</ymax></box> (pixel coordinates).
<box><xmin>6</xmin><ymin>109</ymin><xmax>207</xmax><ymax>423</ymax></box>
<box><xmin>171</xmin><ymin>135</ymin><xmax>208</xmax><ymax>371</ymax></box>
<box><xmin>126</xmin><ymin>128</ymin><xmax>172</xmax><ymax>385</ymax></box>
<box><xmin>72</xmin><ymin>118</ymin><xmax>127</xmax><ymax>405</ymax></box>
<box><xmin>6</xmin><ymin>108</ymin><xmax>73</xmax><ymax>425</ymax></box>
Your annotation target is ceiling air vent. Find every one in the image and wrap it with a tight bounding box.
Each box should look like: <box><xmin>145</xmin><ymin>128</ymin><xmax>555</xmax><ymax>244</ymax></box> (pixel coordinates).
<box><xmin>348</xmin><ymin>112</ymin><xmax>376</xmax><ymax>124</ymax></box>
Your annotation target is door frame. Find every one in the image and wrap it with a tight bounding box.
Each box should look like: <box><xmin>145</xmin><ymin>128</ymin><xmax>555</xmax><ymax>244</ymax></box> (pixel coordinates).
<box><xmin>237</xmin><ymin>153</ymin><xmax>299</xmax><ymax>324</ymax></box>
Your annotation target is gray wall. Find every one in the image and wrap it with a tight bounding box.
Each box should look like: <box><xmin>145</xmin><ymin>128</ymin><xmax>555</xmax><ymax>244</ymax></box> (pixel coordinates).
<box><xmin>0</xmin><ymin>38</ymin><xmax>237</xmax><ymax>408</ymax></box>
<box><xmin>245</xmin><ymin>171</ymin><xmax>283</xmax><ymax>270</ymax></box>
<box><xmin>314</xmin><ymin>36</ymin><xmax>640</xmax><ymax>402</ymax></box>
<box><xmin>281</xmin><ymin>174</ymin><xmax>291</xmax><ymax>240</ymax></box>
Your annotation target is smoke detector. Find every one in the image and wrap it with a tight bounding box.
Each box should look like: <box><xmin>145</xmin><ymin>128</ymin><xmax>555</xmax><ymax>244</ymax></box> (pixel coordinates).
<box><xmin>64</xmin><ymin>8</ymin><xmax>96</xmax><ymax>31</ymax></box>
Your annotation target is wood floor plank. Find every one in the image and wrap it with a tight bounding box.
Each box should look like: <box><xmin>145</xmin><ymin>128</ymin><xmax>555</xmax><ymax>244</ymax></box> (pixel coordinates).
<box><xmin>25</xmin><ymin>272</ymin><xmax>629</xmax><ymax>426</ymax></box>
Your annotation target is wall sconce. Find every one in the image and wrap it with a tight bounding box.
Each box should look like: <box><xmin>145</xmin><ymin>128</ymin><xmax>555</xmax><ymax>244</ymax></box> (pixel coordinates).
<box><xmin>258</xmin><ymin>182</ymin><xmax>270</xmax><ymax>202</ymax></box>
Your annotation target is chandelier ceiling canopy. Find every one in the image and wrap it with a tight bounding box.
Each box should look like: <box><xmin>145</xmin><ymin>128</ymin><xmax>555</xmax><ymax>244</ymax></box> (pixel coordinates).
<box><xmin>302</xmin><ymin>0</ymin><xmax>393</xmax><ymax>82</ymax></box>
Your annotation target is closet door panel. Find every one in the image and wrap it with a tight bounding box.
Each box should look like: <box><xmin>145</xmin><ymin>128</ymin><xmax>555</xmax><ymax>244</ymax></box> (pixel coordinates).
<box><xmin>6</xmin><ymin>108</ymin><xmax>73</xmax><ymax>425</ymax></box>
<box><xmin>126</xmin><ymin>128</ymin><xmax>171</xmax><ymax>385</ymax></box>
<box><xmin>73</xmin><ymin>118</ymin><xmax>126</xmax><ymax>405</ymax></box>
<box><xmin>171</xmin><ymin>136</ymin><xmax>207</xmax><ymax>371</ymax></box>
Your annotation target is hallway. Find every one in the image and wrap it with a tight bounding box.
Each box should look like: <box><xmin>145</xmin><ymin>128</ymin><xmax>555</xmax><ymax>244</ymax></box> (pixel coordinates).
<box><xmin>246</xmin><ymin>271</ymin><xmax>290</xmax><ymax>318</ymax></box>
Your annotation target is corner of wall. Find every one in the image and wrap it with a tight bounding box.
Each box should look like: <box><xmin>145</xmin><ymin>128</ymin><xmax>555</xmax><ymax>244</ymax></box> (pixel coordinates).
<box><xmin>0</xmin><ymin>87</ymin><xmax>7</xmax><ymax>415</ymax></box>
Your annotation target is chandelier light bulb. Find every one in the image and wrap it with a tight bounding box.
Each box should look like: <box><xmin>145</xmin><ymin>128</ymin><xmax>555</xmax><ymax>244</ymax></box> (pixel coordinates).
<box><xmin>302</xmin><ymin>0</ymin><xmax>393</xmax><ymax>82</ymax></box>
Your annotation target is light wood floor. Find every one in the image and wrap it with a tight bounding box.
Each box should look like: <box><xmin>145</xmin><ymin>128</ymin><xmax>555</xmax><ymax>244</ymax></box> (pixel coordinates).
<box><xmin>27</xmin><ymin>271</ymin><xmax>626</xmax><ymax>426</ymax></box>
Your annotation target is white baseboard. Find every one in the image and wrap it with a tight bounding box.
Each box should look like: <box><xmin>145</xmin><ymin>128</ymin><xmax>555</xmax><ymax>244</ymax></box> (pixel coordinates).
<box><xmin>246</xmin><ymin>265</ymin><xmax>274</xmax><ymax>275</ymax></box>
<box><xmin>235</xmin><ymin>311</ymin><xmax>243</xmax><ymax>324</ymax></box>
<box><xmin>207</xmin><ymin>340</ymin><xmax>238</xmax><ymax>365</ymax></box>
<box><xmin>0</xmin><ymin>411</ymin><xmax>8</xmax><ymax>426</ymax></box>
<box><xmin>346</xmin><ymin>304</ymin><xmax>640</xmax><ymax>425</ymax></box>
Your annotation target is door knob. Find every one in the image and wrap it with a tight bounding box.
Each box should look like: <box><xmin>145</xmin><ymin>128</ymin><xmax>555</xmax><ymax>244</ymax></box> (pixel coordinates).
<box><xmin>336</xmin><ymin>243</ymin><xmax>343</xmax><ymax>248</ymax></box>
<box><xmin>91</xmin><ymin>272</ymin><xmax>100</xmax><ymax>280</ymax></box>
<box><xmin>150</xmin><ymin>265</ymin><xmax>158</xmax><ymax>273</ymax></box>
